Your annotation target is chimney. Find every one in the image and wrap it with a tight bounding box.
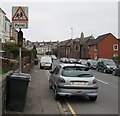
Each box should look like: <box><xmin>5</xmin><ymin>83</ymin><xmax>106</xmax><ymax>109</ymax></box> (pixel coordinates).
<box><xmin>81</xmin><ymin>32</ymin><xmax>84</xmax><ymax>39</ymax></box>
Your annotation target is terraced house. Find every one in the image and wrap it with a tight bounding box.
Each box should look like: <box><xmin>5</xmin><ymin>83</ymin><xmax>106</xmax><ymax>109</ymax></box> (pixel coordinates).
<box><xmin>58</xmin><ymin>32</ymin><xmax>120</xmax><ymax>60</ymax></box>
<box><xmin>58</xmin><ymin>32</ymin><xmax>95</xmax><ymax>59</ymax></box>
<box><xmin>0</xmin><ymin>8</ymin><xmax>11</xmax><ymax>43</ymax></box>
<box><xmin>88</xmin><ymin>33</ymin><xmax>119</xmax><ymax>60</ymax></box>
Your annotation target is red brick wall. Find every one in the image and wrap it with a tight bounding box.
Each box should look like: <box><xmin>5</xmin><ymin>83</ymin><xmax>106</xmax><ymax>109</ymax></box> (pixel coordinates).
<box><xmin>98</xmin><ymin>34</ymin><xmax>119</xmax><ymax>59</ymax></box>
<box><xmin>118</xmin><ymin>40</ymin><xmax>120</xmax><ymax>55</ymax></box>
<box><xmin>88</xmin><ymin>46</ymin><xmax>95</xmax><ymax>59</ymax></box>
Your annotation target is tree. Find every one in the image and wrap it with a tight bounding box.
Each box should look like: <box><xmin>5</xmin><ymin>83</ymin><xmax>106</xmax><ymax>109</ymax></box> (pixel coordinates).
<box><xmin>31</xmin><ymin>45</ymin><xmax>37</xmax><ymax>58</ymax></box>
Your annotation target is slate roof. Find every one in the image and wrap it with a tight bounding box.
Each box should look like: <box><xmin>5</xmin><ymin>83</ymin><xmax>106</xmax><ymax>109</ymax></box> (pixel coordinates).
<box><xmin>0</xmin><ymin>8</ymin><xmax>6</xmax><ymax>15</ymax></box>
<box><xmin>66</xmin><ymin>39</ymin><xmax>75</xmax><ymax>47</ymax></box>
<box><xmin>5</xmin><ymin>16</ymin><xmax>10</xmax><ymax>22</ymax></box>
<box><xmin>88</xmin><ymin>33</ymin><xmax>116</xmax><ymax>46</ymax></box>
<box><xmin>88</xmin><ymin>39</ymin><xmax>97</xmax><ymax>46</ymax></box>
<box><xmin>58</xmin><ymin>39</ymin><xmax>72</xmax><ymax>47</ymax></box>
<box><xmin>81</xmin><ymin>36</ymin><xmax>93</xmax><ymax>44</ymax></box>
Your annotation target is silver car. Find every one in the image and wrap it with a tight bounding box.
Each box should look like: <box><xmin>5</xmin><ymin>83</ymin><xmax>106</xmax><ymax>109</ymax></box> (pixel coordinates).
<box><xmin>49</xmin><ymin>63</ymin><xmax>98</xmax><ymax>101</ymax></box>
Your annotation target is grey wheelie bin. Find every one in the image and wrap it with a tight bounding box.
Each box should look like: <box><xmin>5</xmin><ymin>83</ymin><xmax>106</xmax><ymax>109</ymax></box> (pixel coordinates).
<box><xmin>6</xmin><ymin>73</ymin><xmax>31</xmax><ymax>112</ymax></box>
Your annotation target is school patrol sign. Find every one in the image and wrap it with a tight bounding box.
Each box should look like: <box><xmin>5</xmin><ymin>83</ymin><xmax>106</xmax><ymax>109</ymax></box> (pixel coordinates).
<box><xmin>12</xmin><ymin>6</ymin><xmax>28</xmax><ymax>29</ymax></box>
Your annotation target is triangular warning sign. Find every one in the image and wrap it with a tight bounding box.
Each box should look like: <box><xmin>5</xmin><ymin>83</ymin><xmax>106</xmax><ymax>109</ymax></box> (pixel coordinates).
<box><xmin>12</xmin><ymin>7</ymin><xmax>28</xmax><ymax>21</ymax></box>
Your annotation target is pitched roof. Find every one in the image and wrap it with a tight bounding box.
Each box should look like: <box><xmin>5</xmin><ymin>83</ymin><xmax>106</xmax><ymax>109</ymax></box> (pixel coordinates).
<box><xmin>81</xmin><ymin>36</ymin><xmax>92</xmax><ymax>44</ymax></box>
<box><xmin>66</xmin><ymin>39</ymin><xmax>74</xmax><ymax>47</ymax></box>
<box><xmin>88</xmin><ymin>33</ymin><xmax>116</xmax><ymax>46</ymax></box>
<box><xmin>81</xmin><ymin>35</ymin><xmax>95</xmax><ymax>45</ymax></box>
<box><xmin>88</xmin><ymin>39</ymin><xmax>97</xmax><ymax>45</ymax></box>
<box><xmin>5</xmin><ymin>16</ymin><xmax>10</xmax><ymax>22</ymax></box>
<box><xmin>59</xmin><ymin>39</ymin><xmax>72</xmax><ymax>47</ymax></box>
<box><xmin>0</xmin><ymin>8</ymin><xmax>6</xmax><ymax>15</ymax></box>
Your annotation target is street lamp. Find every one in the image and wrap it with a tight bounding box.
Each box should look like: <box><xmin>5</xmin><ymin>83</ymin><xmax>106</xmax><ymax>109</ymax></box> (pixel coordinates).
<box><xmin>70</xmin><ymin>28</ymin><xmax>73</xmax><ymax>39</ymax></box>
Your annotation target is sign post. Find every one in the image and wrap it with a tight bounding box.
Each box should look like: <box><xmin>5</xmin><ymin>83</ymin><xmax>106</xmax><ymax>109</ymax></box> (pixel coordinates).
<box><xmin>12</xmin><ymin>6</ymin><xmax>28</xmax><ymax>73</ymax></box>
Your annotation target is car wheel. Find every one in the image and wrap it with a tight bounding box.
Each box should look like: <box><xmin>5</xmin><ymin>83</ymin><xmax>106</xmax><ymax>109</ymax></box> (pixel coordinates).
<box><xmin>49</xmin><ymin>80</ymin><xmax>52</xmax><ymax>89</ymax></box>
<box><xmin>97</xmin><ymin>68</ymin><xmax>99</xmax><ymax>71</ymax></box>
<box><xmin>40</xmin><ymin>64</ymin><xmax>42</xmax><ymax>69</ymax></box>
<box><xmin>54</xmin><ymin>89</ymin><xmax>59</xmax><ymax>100</ymax></box>
<box><xmin>103</xmin><ymin>69</ymin><xmax>107</xmax><ymax>73</ymax></box>
<box><xmin>112</xmin><ymin>70</ymin><xmax>116</xmax><ymax>76</ymax></box>
<box><xmin>89</xmin><ymin>96</ymin><xmax>97</xmax><ymax>101</ymax></box>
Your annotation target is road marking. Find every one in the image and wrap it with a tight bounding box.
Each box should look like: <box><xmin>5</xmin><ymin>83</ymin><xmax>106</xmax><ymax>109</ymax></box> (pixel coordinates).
<box><xmin>66</xmin><ymin>100</ymin><xmax>77</xmax><ymax>116</ymax></box>
<box><xmin>96</xmin><ymin>79</ymin><xmax>108</xmax><ymax>85</ymax></box>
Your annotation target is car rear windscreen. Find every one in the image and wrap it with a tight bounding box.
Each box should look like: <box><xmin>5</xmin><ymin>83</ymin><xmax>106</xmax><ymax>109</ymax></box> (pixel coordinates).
<box><xmin>62</xmin><ymin>66</ymin><xmax>92</xmax><ymax>77</ymax></box>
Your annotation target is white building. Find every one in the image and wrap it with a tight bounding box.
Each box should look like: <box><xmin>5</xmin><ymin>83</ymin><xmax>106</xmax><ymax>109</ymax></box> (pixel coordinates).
<box><xmin>0</xmin><ymin>8</ymin><xmax>6</xmax><ymax>43</ymax></box>
<box><xmin>0</xmin><ymin>8</ymin><xmax>11</xmax><ymax>43</ymax></box>
<box><xmin>5</xmin><ymin>16</ymin><xmax>11</xmax><ymax>42</ymax></box>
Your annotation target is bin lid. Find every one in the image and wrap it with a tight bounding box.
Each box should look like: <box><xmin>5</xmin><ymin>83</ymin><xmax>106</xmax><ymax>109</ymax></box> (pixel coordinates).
<box><xmin>11</xmin><ymin>73</ymin><xmax>31</xmax><ymax>81</ymax></box>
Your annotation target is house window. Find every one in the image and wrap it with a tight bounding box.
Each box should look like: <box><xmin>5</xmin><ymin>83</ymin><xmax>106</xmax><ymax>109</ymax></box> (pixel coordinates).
<box><xmin>94</xmin><ymin>45</ymin><xmax>97</xmax><ymax>51</ymax></box>
<box><xmin>76</xmin><ymin>45</ymin><xmax>79</xmax><ymax>51</ymax></box>
<box><xmin>94</xmin><ymin>53</ymin><xmax>97</xmax><ymax>60</ymax></box>
<box><xmin>113</xmin><ymin>44</ymin><xmax>118</xmax><ymax>51</ymax></box>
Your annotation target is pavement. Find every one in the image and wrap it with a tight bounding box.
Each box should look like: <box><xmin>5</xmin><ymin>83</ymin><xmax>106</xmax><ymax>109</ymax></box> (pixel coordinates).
<box><xmin>5</xmin><ymin>64</ymin><xmax>64</xmax><ymax>115</ymax></box>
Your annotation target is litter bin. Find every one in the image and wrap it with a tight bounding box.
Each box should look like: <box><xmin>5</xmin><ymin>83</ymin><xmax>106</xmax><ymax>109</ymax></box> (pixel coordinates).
<box><xmin>6</xmin><ymin>73</ymin><xmax>31</xmax><ymax>112</ymax></box>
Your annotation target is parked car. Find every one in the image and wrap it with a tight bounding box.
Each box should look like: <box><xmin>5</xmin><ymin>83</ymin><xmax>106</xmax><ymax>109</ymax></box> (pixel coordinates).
<box><xmin>77</xmin><ymin>59</ymin><xmax>88</xmax><ymax>66</ymax></box>
<box><xmin>97</xmin><ymin>58</ymin><xmax>117</xmax><ymax>73</ymax></box>
<box><xmin>68</xmin><ymin>58</ymin><xmax>77</xmax><ymax>63</ymax></box>
<box><xmin>59</xmin><ymin>57</ymin><xmax>69</xmax><ymax>63</ymax></box>
<box><xmin>51</xmin><ymin>55</ymin><xmax>57</xmax><ymax>60</ymax></box>
<box><xmin>40</xmin><ymin>56</ymin><xmax>52</xmax><ymax>69</ymax></box>
<box><xmin>87</xmin><ymin>59</ymin><xmax>97</xmax><ymax>69</ymax></box>
<box><xmin>49</xmin><ymin>63</ymin><xmax>98</xmax><ymax>101</ymax></box>
<box><xmin>112</xmin><ymin>64</ymin><xmax>120</xmax><ymax>76</ymax></box>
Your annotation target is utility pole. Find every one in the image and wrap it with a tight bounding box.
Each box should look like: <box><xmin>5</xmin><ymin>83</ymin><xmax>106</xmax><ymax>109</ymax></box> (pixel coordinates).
<box><xmin>70</xmin><ymin>28</ymin><xmax>73</xmax><ymax>39</ymax></box>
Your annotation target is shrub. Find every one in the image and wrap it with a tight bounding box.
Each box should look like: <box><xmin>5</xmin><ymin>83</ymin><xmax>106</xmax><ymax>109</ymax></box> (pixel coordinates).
<box><xmin>113</xmin><ymin>55</ymin><xmax>120</xmax><ymax>64</ymax></box>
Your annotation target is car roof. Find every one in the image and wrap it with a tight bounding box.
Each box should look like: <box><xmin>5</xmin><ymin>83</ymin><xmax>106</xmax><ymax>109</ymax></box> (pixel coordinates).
<box><xmin>41</xmin><ymin>55</ymin><xmax>51</xmax><ymax>58</ymax></box>
<box><xmin>98</xmin><ymin>58</ymin><xmax>112</xmax><ymax>60</ymax></box>
<box><xmin>59</xmin><ymin>63</ymin><xmax>87</xmax><ymax>67</ymax></box>
<box><xmin>41</xmin><ymin>56</ymin><xmax>52</xmax><ymax>61</ymax></box>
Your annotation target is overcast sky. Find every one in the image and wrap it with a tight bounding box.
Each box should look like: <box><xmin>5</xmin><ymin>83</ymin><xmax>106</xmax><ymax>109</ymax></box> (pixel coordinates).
<box><xmin>1</xmin><ymin>0</ymin><xmax>119</xmax><ymax>42</ymax></box>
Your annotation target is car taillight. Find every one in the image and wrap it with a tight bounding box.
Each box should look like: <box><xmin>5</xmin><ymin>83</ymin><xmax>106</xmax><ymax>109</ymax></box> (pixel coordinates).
<box><xmin>93</xmin><ymin>79</ymin><xmax>97</xmax><ymax>84</ymax></box>
<box><xmin>58</xmin><ymin>77</ymin><xmax>65</xmax><ymax>83</ymax></box>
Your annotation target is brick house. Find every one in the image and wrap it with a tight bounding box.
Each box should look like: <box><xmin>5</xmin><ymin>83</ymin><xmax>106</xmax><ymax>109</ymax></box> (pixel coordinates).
<box><xmin>71</xmin><ymin>38</ymin><xmax>81</xmax><ymax>59</ymax></box>
<box><xmin>80</xmin><ymin>34</ymin><xmax>95</xmax><ymax>59</ymax></box>
<box><xmin>58</xmin><ymin>32</ymin><xmax>95</xmax><ymax>59</ymax></box>
<box><xmin>58</xmin><ymin>38</ymin><xmax>80</xmax><ymax>59</ymax></box>
<box><xmin>118</xmin><ymin>39</ymin><xmax>120</xmax><ymax>55</ymax></box>
<box><xmin>88</xmin><ymin>33</ymin><xmax>119</xmax><ymax>60</ymax></box>
<box><xmin>58</xmin><ymin>39</ymin><xmax>71</xmax><ymax>58</ymax></box>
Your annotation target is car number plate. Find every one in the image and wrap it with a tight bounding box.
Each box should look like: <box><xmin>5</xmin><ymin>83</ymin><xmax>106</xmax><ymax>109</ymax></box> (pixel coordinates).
<box><xmin>72</xmin><ymin>82</ymin><xmax>88</xmax><ymax>86</ymax></box>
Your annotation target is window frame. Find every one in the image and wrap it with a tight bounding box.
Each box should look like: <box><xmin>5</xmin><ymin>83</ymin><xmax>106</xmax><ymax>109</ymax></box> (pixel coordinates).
<box><xmin>113</xmin><ymin>44</ymin><xmax>118</xmax><ymax>51</ymax></box>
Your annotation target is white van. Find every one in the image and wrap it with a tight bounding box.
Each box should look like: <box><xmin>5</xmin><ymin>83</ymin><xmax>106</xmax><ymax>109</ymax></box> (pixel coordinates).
<box><xmin>40</xmin><ymin>56</ymin><xmax>52</xmax><ymax>69</ymax></box>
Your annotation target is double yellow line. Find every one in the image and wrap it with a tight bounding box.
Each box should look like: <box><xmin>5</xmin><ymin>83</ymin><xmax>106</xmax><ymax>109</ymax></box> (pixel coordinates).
<box><xmin>47</xmin><ymin>70</ymin><xmax>77</xmax><ymax>116</ymax></box>
<box><xmin>66</xmin><ymin>100</ymin><xmax>77</xmax><ymax>116</ymax></box>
